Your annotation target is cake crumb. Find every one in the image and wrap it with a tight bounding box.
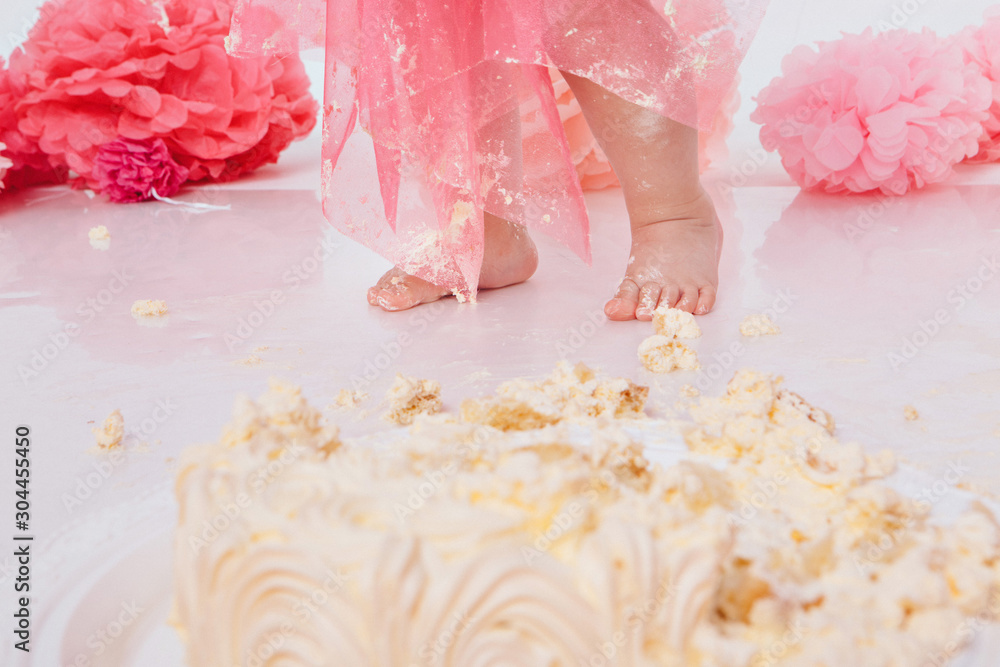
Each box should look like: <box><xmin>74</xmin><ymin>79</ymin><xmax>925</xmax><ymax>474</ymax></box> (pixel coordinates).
<box><xmin>638</xmin><ymin>335</ymin><xmax>700</xmax><ymax>373</ymax></box>
<box><xmin>652</xmin><ymin>306</ymin><xmax>701</xmax><ymax>339</ymax></box>
<box><xmin>383</xmin><ymin>375</ymin><xmax>442</xmax><ymax>425</ymax></box>
<box><xmin>235</xmin><ymin>354</ymin><xmax>263</xmax><ymax>367</ymax></box>
<box><xmin>92</xmin><ymin>409</ymin><xmax>125</xmax><ymax>449</ymax></box>
<box><xmin>776</xmin><ymin>389</ymin><xmax>836</xmax><ymax>434</ymax></box>
<box><xmin>251</xmin><ymin>345</ymin><xmax>269</xmax><ymax>353</ymax></box>
<box><xmin>334</xmin><ymin>389</ymin><xmax>368</xmax><ymax>409</ymax></box>
<box><xmin>904</xmin><ymin>405</ymin><xmax>920</xmax><ymax>421</ymax></box>
<box><xmin>679</xmin><ymin>384</ymin><xmax>700</xmax><ymax>398</ymax></box>
<box><xmin>131</xmin><ymin>299</ymin><xmax>168</xmax><ymax>318</ymax></box>
<box><xmin>88</xmin><ymin>225</ymin><xmax>111</xmax><ymax>250</ymax></box>
<box><xmin>739</xmin><ymin>314</ymin><xmax>780</xmax><ymax>337</ymax></box>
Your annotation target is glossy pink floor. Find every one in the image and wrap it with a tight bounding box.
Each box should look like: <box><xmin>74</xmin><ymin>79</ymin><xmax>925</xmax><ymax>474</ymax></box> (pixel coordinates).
<box><xmin>2</xmin><ymin>0</ymin><xmax>1000</xmax><ymax>664</ymax></box>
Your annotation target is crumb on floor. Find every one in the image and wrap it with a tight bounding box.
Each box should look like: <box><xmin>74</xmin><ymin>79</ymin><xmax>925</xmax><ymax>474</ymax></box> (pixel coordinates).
<box><xmin>739</xmin><ymin>313</ymin><xmax>781</xmax><ymax>337</ymax></box>
<box><xmin>92</xmin><ymin>409</ymin><xmax>125</xmax><ymax>449</ymax></box>
<box><xmin>131</xmin><ymin>299</ymin><xmax>168</xmax><ymax>318</ymax></box>
<box><xmin>88</xmin><ymin>225</ymin><xmax>111</xmax><ymax>250</ymax></box>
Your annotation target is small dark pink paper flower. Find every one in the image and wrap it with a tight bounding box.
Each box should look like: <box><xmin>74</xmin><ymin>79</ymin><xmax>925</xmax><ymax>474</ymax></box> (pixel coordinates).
<box><xmin>91</xmin><ymin>137</ymin><xmax>189</xmax><ymax>203</ymax></box>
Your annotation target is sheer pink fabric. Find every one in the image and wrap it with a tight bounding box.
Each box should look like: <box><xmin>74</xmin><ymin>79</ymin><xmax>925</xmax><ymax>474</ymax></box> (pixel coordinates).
<box><xmin>229</xmin><ymin>0</ymin><xmax>767</xmax><ymax>298</ymax></box>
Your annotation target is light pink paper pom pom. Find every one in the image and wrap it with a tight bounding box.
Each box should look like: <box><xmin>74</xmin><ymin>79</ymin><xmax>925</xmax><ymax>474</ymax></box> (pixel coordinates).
<box><xmin>952</xmin><ymin>8</ymin><xmax>1000</xmax><ymax>163</ymax></box>
<box><xmin>752</xmin><ymin>29</ymin><xmax>992</xmax><ymax>195</ymax></box>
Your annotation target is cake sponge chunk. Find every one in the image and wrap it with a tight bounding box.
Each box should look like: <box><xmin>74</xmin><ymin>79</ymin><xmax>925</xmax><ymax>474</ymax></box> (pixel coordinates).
<box><xmin>459</xmin><ymin>361</ymin><xmax>648</xmax><ymax>430</ymax></box>
<box><xmin>638</xmin><ymin>335</ymin><xmax>700</xmax><ymax>373</ymax></box>
<box><xmin>653</xmin><ymin>306</ymin><xmax>702</xmax><ymax>339</ymax></box>
<box><xmin>383</xmin><ymin>374</ymin><xmax>442</xmax><ymax>425</ymax></box>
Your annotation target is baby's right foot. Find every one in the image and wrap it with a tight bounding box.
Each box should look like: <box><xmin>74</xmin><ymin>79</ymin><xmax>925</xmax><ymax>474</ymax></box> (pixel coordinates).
<box><xmin>367</xmin><ymin>213</ymin><xmax>538</xmax><ymax>311</ymax></box>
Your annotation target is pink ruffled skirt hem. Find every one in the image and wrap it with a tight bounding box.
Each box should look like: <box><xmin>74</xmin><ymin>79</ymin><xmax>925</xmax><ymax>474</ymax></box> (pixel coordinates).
<box><xmin>230</xmin><ymin>0</ymin><xmax>767</xmax><ymax>297</ymax></box>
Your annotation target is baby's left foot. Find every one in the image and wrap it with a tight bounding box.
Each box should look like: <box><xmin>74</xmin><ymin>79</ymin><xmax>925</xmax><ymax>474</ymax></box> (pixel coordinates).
<box><xmin>605</xmin><ymin>191</ymin><xmax>722</xmax><ymax>321</ymax></box>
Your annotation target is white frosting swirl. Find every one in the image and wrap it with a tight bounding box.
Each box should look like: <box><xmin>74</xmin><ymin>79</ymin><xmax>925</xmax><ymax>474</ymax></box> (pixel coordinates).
<box><xmin>173</xmin><ymin>380</ymin><xmax>731</xmax><ymax>666</ymax></box>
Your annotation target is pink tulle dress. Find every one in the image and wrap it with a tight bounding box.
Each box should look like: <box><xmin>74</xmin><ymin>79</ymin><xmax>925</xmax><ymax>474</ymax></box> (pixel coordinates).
<box><xmin>228</xmin><ymin>0</ymin><xmax>768</xmax><ymax>299</ymax></box>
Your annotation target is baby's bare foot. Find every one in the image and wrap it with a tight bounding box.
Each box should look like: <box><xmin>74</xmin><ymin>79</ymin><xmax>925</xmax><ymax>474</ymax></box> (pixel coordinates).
<box><xmin>605</xmin><ymin>192</ymin><xmax>722</xmax><ymax>321</ymax></box>
<box><xmin>367</xmin><ymin>213</ymin><xmax>538</xmax><ymax>312</ymax></box>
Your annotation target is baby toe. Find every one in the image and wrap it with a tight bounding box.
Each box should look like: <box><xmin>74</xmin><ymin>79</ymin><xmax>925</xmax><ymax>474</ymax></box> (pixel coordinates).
<box><xmin>635</xmin><ymin>282</ymin><xmax>662</xmax><ymax>321</ymax></box>
<box><xmin>675</xmin><ymin>285</ymin><xmax>700</xmax><ymax>313</ymax></box>
<box><xmin>605</xmin><ymin>278</ymin><xmax>641</xmax><ymax>321</ymax></box>
<box><xmin>695</xmin><ymin>286</ymin><xmax>717</xmax><ymax>315</ymax></box>
<box><xmin>658</xmin><ymin>283</ymin><xmax>681</xmax><ymax>310</ymax></box>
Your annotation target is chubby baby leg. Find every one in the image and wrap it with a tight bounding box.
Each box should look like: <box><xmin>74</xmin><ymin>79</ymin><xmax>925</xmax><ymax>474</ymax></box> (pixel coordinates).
<box><xmin>560</xmin><ymin>71</ymin><xmax>722</xmax><ymax>320</ymax></box>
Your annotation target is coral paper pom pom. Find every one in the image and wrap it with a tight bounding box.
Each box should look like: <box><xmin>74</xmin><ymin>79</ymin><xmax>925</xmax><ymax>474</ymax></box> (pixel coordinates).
<box><xmin>0</xmin><ymin>57</ymin><xmax>67</xmax><ymax>191</ymax></box>
<box><xmin>952</xmin><ymin>8</ymin><xmax>1000</xmax><ymax>163</ymax></box>
<box><xmin>9</xmin><ymin>0</ymin><xmax>317</xmax><ymax>195</ymax></box>
<box><xmin>752</xmin><ymin>29</ymin><xmax>992</xmax><ymax>195</ymax></box>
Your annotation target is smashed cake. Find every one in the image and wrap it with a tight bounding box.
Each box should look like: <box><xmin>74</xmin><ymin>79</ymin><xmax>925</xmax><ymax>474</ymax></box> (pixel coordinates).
<box><xmin>459</xmin><ymin>361</ymin><xmax>648</xmax><ymax>430</ymax></box>
<box><xmin>172</xmin><ymin>368</ymin><xmax>1000</xmax><ymax>667</ymax></box>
